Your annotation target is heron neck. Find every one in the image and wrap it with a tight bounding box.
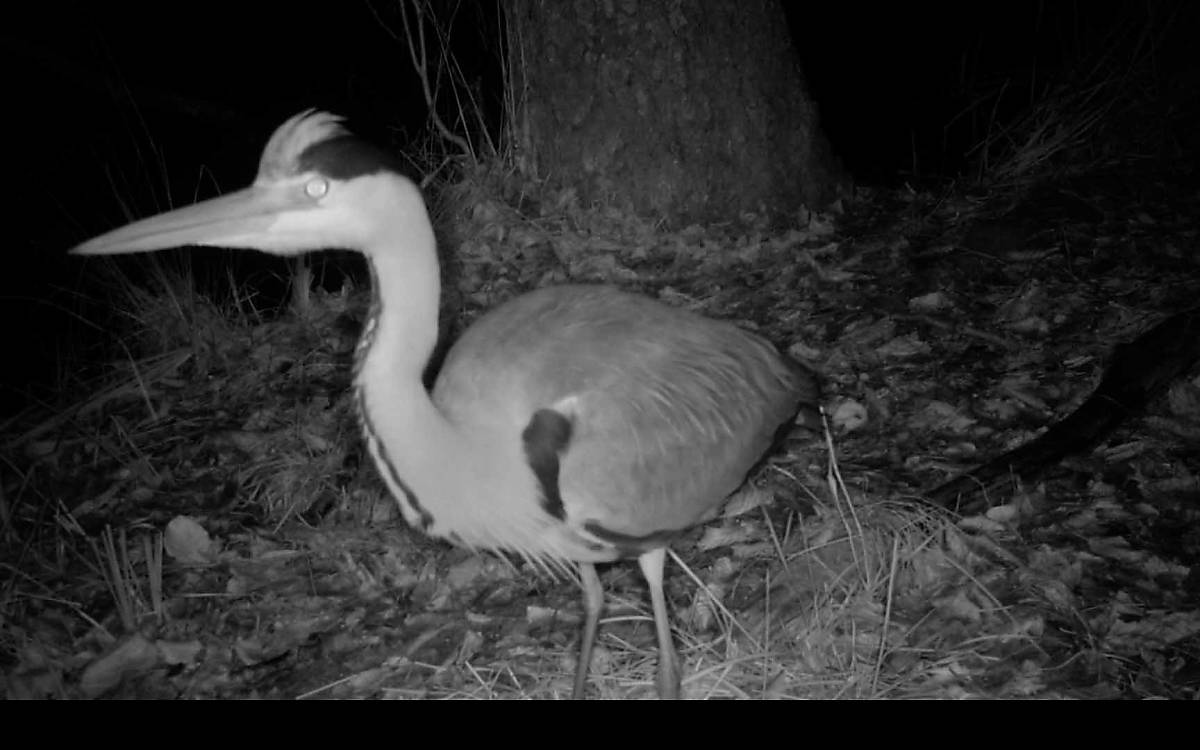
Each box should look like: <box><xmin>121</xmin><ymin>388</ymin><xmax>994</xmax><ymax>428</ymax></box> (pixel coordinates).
<box><xmin>362</xmin><ymin>246</ymin><xmax>441</xmax><ymax>381</ymax></box>
<box><xmin>353</xmin><ymin>228</ymin><xmax>475</xmax><ymax>530</ymax></box>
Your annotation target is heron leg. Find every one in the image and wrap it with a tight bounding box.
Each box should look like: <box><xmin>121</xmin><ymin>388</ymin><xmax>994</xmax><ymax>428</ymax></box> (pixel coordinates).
<box><xmin>638</xmin><ymin>546</ymin><xmax>680</xmax><ymax>699</ymax></box>
<box><xmin>573</xmin><ymin>561</ymin><xmax>603</xmax><ymax>699</ymax></box>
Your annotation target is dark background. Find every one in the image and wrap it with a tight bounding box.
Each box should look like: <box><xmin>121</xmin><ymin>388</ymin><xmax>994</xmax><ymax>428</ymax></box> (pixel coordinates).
<box><xmin>5</xmin><ymin>1</ymin><xmax>1197</xmax><ymax>416</ymax></box>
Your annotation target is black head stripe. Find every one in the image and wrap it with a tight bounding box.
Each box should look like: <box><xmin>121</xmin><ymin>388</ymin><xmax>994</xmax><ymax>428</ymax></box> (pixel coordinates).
<box><xmin>296</xmin><ymin>135</ymin><xmax>409</xmax><ymax>180</ymax></box>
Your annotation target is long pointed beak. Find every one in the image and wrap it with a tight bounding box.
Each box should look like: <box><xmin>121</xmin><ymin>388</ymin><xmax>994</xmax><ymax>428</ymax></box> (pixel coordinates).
<box><xmin>72</xmin><ymin>183</ymin><xmax>312</xmax><ymax>256</ymax></box>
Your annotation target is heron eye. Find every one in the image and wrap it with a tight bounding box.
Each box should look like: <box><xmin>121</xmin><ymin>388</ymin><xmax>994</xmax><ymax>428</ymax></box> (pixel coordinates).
<box><xmin>305</xmin><ymin>178</ymin><xmax>329</xmax><ymax>199</ymax></box>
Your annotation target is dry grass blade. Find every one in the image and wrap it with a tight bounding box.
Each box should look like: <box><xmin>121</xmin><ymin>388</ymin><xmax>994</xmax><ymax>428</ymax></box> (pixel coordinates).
<box><xmin>90</xmin><ymin>526</ymin><xmax>164</xmax><ymax>633</ymax></box>
<box><xmin>369</xmin><ymin>0</ymin><xmax>488</xmax><ymax>161</ymax></box>
<box><xmin>4</xmin><ymin>349</ymin><xmax>191</xmax><ymax>452</ymax></box>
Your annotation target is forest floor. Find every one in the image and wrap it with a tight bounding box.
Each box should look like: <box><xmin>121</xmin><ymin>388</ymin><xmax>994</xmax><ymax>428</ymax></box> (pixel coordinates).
<box><xmin>3</xmin><ymin>166</ymin><xmax>1199</xmax><ymax>699</ymax></box>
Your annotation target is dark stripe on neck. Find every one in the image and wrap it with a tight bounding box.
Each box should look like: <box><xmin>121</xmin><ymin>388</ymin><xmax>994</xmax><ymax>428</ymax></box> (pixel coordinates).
<box><xmin>352</xmin><ymin>263</ymin><xmax>382</xmax><ymax>379</ymax></box>
<box><xmin>522</xmin><ymin>408</ymin><xmax>573</xmax><ymax>521</ymax></box>
<box><xmin>355</xmin><ymin>378</ymin><xmax>433</xmax><ymax>532</ymax></box>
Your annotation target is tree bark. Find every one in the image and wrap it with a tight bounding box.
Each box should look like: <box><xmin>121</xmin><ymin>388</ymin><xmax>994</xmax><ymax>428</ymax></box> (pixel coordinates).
<box><xmin>506</xmin><ymin>0</ymin><xmax>845</xmax><ymax>225</ymax></box>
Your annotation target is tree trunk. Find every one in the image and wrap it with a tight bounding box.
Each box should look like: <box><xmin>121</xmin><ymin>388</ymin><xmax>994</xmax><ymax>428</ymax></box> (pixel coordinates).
<box><xmin>505</xmin><ymin>0</ymin><xmax>845</xmax><ymax>226</ymax></box>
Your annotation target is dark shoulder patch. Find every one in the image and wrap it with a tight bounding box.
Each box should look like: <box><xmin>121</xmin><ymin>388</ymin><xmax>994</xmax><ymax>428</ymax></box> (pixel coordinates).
<box><xmin>296</xmin><ymin>135</ymin><xmax>409</xmax><ymax>180</ymax></box>
<box><xmin>522</xmin><ymin>408</ymin><xmax>573</xmax><ymax>520</ymax></box>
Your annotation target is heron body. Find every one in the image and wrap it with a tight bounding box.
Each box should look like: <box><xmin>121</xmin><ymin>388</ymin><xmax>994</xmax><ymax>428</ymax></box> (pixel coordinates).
<box><xmin>74</xmin><ymin>110</ymin><xmax>819</xmax><ymax>698</ymax></box>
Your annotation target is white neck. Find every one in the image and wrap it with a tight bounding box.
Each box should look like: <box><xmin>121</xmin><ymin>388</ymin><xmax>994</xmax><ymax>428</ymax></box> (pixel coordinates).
<box><xmin>361</xmin><ymin>235</ymin><xmax>441</xmax><ymax>383</ymax></box>
<box><xmin>350</xmin><ymin>173</ymin><xmax>443</xmax><ymax>384</ymax></box>
<box><xmin>353</xmin><ymin>210</ymin><xmax>458</xmax><ymax>524</ymax></box>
